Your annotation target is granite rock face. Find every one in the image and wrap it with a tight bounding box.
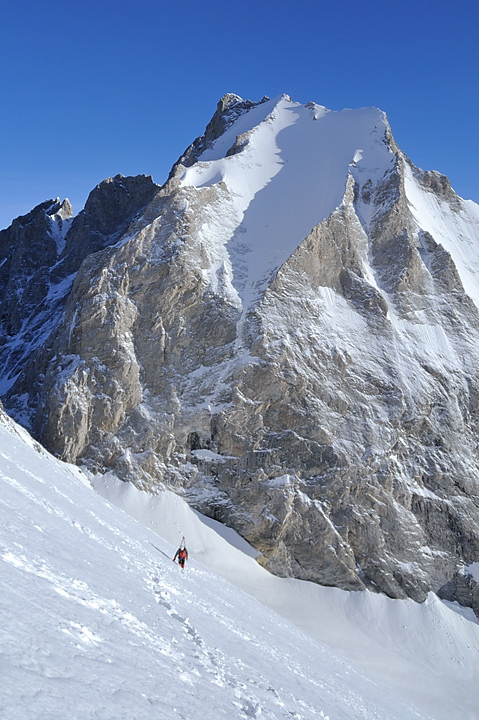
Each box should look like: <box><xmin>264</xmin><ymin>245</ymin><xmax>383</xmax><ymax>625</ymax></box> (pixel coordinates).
<box><xmin>57</xmin><ymin>174</ymin><xmax>159</xmax><ymax>276</ymax></box>
<box><xmin>0</xmin><ymin>198</ymin><xmax>74</xmax><ymax>404</ymax></box>
<box><xmin>3</xmin><ymin>95</ymin><xmax>479</xmax><ymax>616</ymax></box>
<box><xmin>0</xmin><ymin>198</ymin><xmax>72</xmax><ymax>336</ymax></box>
<box><xmin>0</xmin><ymin>174</ymin><xmax>158</xmax><ymax>404</ymax></box>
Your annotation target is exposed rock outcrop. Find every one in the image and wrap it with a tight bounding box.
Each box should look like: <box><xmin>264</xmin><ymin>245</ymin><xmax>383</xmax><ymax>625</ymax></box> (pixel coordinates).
<box><xmin>56</xmin><ymin>174</ymin><xmax>159</xmax><ymax>276</ymax></box>
<box><xmin>0</xmin><ymin>175</ymin><xmax>158</xmax><ymax>399</ymax></box>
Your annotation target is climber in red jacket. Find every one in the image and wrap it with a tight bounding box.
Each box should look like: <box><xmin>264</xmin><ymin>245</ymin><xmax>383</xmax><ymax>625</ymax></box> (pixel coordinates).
<box><xmin>173</xmin><ymin>544</ymin><xmax>188</xmax><ymax>569</ymax></box>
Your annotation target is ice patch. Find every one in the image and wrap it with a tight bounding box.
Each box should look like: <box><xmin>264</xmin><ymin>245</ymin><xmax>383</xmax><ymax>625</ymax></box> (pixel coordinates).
<box><xmin>191</xmin><ymin>449</ymin><xmax>236</xmax><ymax>463</ymax></box>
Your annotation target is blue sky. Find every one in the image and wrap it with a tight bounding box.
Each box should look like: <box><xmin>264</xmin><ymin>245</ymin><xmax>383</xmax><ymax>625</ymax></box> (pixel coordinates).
<box><xmin>1</xmin><ymin>0</ymin><xmax>478</xmax><ymax>229</ymax></box>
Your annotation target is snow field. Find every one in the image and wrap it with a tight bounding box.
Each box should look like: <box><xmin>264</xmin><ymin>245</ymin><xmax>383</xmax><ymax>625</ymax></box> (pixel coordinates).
<box><xmin>1</xmin><ymin>413</ymin><xmax>431</xmax><ymax>720</ymax></box>
<box><xmin>1</xmin><ymin>411</ymin><xmax>478</xmax><ymax>719</ymax></box>
<box><xmin>99</xmin><ymin>477</ymin><xmax>479</xmax><ymax>720</ymax></box>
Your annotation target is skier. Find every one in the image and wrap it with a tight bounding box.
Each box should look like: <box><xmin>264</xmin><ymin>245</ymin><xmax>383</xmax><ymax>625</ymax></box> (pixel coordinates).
<box><xmin>173</xmin><ymin>543</ymin><xmax>188</xmax><ymax>569</ymax></box>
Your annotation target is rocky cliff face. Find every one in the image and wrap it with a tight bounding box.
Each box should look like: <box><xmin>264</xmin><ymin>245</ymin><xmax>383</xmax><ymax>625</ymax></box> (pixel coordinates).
<box><xmin>3</xmin><ymin>94</ymin><xmax>479</xmax><ymax>615</ymax></box>
<box><xmin>0</xmin><ymin>174</ymin><xmax>158</xmax><ymax>407</ymax></box>
<box><xmin>0</xmin><ymin>197</ymin><xmax>73</xmax><ymax>394</ymax></box>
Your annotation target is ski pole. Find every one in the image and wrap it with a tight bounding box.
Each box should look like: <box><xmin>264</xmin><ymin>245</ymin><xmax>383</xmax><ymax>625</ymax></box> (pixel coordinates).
<box><xmin>149</xmin><ymin>542</ymin><xmax>172</xmax><ymax>560</ymax></box>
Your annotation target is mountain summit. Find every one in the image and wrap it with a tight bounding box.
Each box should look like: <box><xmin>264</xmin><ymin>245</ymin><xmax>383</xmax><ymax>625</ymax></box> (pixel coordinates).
<box><xmin>2</xmin><ymin>94</ymin><xmax>479</xmax><ymax>615</ymax></box>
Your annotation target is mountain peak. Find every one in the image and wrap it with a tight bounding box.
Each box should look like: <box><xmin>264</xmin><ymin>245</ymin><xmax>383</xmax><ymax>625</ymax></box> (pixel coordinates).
<box><xmin>169</xmin><ymin>94</ymin><xmax>271</xmax><ymax>177</ymax></box>
<box><xmin>177</xmin><ymin>94</ymin><xmax>395</xmax><ymax>309</ymax></box>
<box><xmin>217</xmin><ymin>92</ymin><xmax>244</xmax><ymax>109</ymax></box>
<box><xmin>3</xmin><ymin>95</ymin><xmax>479</xmax><ymax>623</ymax></box>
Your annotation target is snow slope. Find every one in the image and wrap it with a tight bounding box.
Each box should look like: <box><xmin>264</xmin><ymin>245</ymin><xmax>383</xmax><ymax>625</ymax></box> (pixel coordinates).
<box><xmin>1</xmin><ymin>412</ymin><xmax>478</xmax><ymax>720</ymax></box>
<box><xmin>179</xmin><ymin>95</ymin><xmax>395</xmax><ymax>308</ymax></box>
<box><xmin>404</xmin><ymin>162</ymin><xmax>479</xmax><ymax>307</ymax></box>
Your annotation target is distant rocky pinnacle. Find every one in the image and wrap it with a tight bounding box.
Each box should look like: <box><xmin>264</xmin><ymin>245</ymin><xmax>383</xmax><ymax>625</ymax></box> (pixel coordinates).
<box><xmin>2</xmin><ymin>94</ymin><xmax>479</xmax><ymax>617</ymax></box>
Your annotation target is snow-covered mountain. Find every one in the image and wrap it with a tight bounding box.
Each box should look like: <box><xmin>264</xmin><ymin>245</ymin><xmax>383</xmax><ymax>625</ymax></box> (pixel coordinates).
<box><xmin>1</xmin><ymin>405</ymin><xmax>478</xmax><ymax>720</ymax></box>
<box><xmin>2</xmin><ymin>93</ymin><xmax>479</xmax><ymax>617</ymax></box>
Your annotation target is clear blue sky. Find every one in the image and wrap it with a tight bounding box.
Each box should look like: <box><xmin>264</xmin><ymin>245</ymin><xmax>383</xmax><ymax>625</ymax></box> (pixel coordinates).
<box><xmin>1</xmin><ymin>0</ymin><xmax>478</xmax><ymax>229</ymax></box>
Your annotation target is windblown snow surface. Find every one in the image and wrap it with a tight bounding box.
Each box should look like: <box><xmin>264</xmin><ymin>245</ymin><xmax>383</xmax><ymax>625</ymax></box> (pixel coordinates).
<box><xmin>1</xmin><ymin>412</ymin><xmax>478</xmax><ymax>720</ymax></box>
